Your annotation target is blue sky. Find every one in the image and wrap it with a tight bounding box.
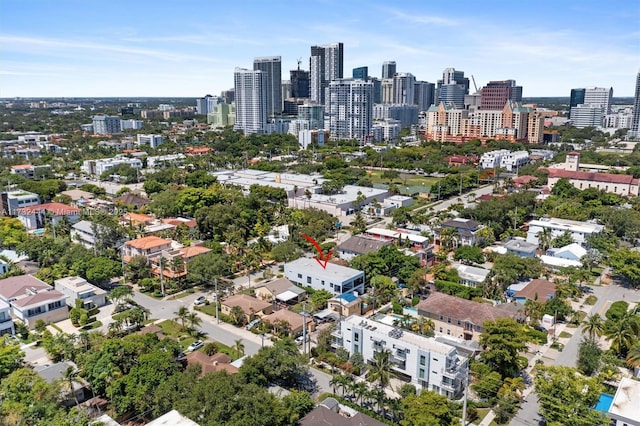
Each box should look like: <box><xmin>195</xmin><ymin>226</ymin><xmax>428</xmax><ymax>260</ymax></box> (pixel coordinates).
<box><xmin>1</xmin><ymin>0</ymin><xmax>639</xmax><ymax>98</ymax></box>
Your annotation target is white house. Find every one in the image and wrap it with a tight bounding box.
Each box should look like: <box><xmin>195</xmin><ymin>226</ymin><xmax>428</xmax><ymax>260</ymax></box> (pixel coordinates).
<box><xmin>545</xmin><ymin>243</ymin><xmax>587</xmax><ymax>262</ymax></box>
<box><xmin>605</xmin><ymin>378</ymin><xmax>640</xmax><ymax>426</ymax></box>
<box><xmin>285</xmin><ymin>257</ymin><xmax>365</xmax><ymax>296</ymax></box>
<box><xmin>451</xmin><ymin>264</ymin><xmax>490</xmax><ymax>288</ymax></box>
<box><xmin>0</xmin><ymin>275</ymin><xmax>68</xmax><ymax>329</ymax></box>
<box><xmin>335</xmin><ymin>315</ymin><xmax>468</xmax><ymax>398</ymax></box>
<box><xmin>16</xmin><ymin>202</ymin><xmax>81</xmax><ymax>230</ymax></box>
<box><xmin>526</xmin><ymin>217</ymin><xmax>604</xmax><ymax>247</ymax></box>
<box><xmin>54</xmin><ymin>276</ymin><xmax>107</xmax><ymax>309</ymax></box>
<box><xmin>0</xmin><ymin>299</ymin><xmax>15</xmax><ymax>336</ymax></box>
<box><xmin>0</xmin><ymin>190</ymin><xmax>40</xmax><ymax>216</ymax></box>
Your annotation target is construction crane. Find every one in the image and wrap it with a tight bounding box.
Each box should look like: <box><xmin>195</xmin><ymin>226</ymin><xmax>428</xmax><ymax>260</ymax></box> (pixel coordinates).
<box><xmin>471</xmin><ymin>75</ymin><xmax>479</xmax><ymax>94</ymax></box>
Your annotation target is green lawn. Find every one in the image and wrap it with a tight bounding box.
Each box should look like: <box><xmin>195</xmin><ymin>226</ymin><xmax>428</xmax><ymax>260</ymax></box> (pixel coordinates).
<box><xmin>157</xmin><ymin>319</ymin><xmax>185</xmax><ymax>337</ymax></box>
<box><xmin>195</xmin><ymin>304</ymin><xmax>217</xmax><ymax>316</ymax></box>
<box><xmin>559</xmin><ymin>331</ymin><xmax>572</xmax><ymax>339</ymax></box>
<box><xmin>366</xmin><ymin>170</ymin><xmax>439</xmax><ymax>189</ymax></box>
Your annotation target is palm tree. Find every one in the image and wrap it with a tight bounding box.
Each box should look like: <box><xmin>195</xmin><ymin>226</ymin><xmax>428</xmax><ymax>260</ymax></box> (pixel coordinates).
<box><xmin>352</xmin><ymin>381</ymin><xmax>369</xmax><ymax>405</ymax></box>
<box><xmin>230</xmin><ymin>306</ymin><xmax>246</xmax><ymax>326</ymax></box>
<box><xmin>626</xmin><ymin>343</ymin><xmax>640</xmax><ymax>368</ymax></box>
<box><xmin>174</xmin><ymin>306</ymin><xmax>190</xmax><ymax>331</ymax></box>
<box><xmin>368</xmin><ymin>349</ymin><xmax>392</xmax><ymax>389</ymax></box>
<box><xmin>581</xmin><ymin>314</ymin><xmax>604</xmax><ymax>340</ymax></box>
<box><xmin>604</xmin><ymin>318</ymin><xmax>637</xmax><ymax>356</ymax></box>
<box><xmin>234</xmin><ymin>339</ymin><xmax>245</xmax><ymax>358</ymax></box>
<box><xmin>537</xmin><ymin>228</ymin><xmax>553</xmax><ymax>252</ymax></box>
<box><xmin>62</xmin><ymin>365</ymin><xmax>80</xmax><ymax>406</ymax></box>
<box><xmin>330</xmin><ymin>374</ymin><xmax>349</xmax><ymax>396</ymax></box>
<box><xmin>411</xmin><ymin>316</ymin><xmax>435</xmax><ymax>336</ymax></box>
<box><xmin>186</xmin><ymin>312</ymin><xmax>202</xmax><ymax>335</ymax></box>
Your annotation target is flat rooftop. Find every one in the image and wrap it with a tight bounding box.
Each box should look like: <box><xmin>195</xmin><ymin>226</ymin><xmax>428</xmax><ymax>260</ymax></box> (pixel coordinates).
<box><xmin>609</xmin><ymin>377</ymin><xmax>640</xmax><ymax>422</ymax></box>
<box><xmin>286</xmin><ymin>257</ymin><xmax>363</xmax><ymax>281</ymax></box>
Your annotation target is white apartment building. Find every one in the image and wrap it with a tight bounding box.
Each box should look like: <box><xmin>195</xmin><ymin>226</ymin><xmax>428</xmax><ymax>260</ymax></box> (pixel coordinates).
<box><xmin>81</xmin><ymin>156</ymin><xmax>143</xmax><ymax>176</ymax></box>
<box><xmin>392</xmin><ymin>73</ymin><xmax>416</xmax><ymax>105</ymax></box>
<box><xmin>253</xmin><ymin>56</ymin><xmax>282</xmax><ymax>117</ymax></box>
<box><xmin>327</xmin><ymin>79</ymin><xmax>373</xmax><ymax>143</ymax></box>
<box><xmin>146</xmin><ymin>153</ymin><xmax>185</xmax><ymax>168</ymax></box>
<box><xmin>310</xmin><ymin>43</ymin><xmax>343</xmax><ymax>106</ymax></box>
<box><xmin>136</xmin><ymin>134</ymin><xmax>163</xmax><ymax>149</ymax></box>
<box><xmin>285</xmin><ymin>257</ymin><xmax>365</xmax><ymax>296</ymax></box>
<box><xmin>335</xmin><ymin>315</ymin><xmax>468</xmax><ymax>397</ymax></box>
<box><xmin>234</xmin><ymin>67</ymin><xmax>268</xmax><ymax>135</ymax></box>
<box><xmin>1</xmin><ymin>190</ymin><xmax>40</xmax><ymax>216</ymax></box>
<box><xmin>570</xmin><ymin>104</ymin><xmax>605</xmax><ymax>128</ymax></box>
<box><xmin>479</xmin><ymin>149</ymin><xmax>511</xmax><ymax>169</ymax></box>
<box><xmin>120</xmin><ymin>119</ymin><xmax>144</xmax><ymax>130</ymax></box>
<box><xmin>499</xmin><ymin>150</ymin><xmax>530</xmax><ymax>172</ymax></box>
<box><xmin>54</xmin><ymin>276</ymin><xmax>107</xmax><ymax>309</ymax></box>
<box><xmin>584</xmin><ymin>86</ymin><xmax>613</xmax><ymax>114</ymax></box>
<box><xmin>526</xmin><ymin>217</ymin><xmax>605</xmax><ymax>247</ymax></box>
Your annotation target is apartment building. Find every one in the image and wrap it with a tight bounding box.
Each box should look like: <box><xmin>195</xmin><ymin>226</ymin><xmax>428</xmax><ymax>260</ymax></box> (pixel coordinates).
<box><xmin>285</xmin><ymin>257</ymin><xmax>365</xmax><ymax>296</ymax></box>
<box><xmin>335</xmin><ymin>315</ymin><xmax>468</xmax><ymax>397</ymax></box>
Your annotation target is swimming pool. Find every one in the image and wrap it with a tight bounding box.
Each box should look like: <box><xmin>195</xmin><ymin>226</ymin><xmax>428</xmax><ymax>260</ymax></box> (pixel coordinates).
<box><xmin>594</xmin><ymin>393</ymin><xmax>614</xmax><ymax>412</ymax></box>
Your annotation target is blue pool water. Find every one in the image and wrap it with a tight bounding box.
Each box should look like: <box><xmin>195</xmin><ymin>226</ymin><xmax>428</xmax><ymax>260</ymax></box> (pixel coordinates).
<box><xmin>32</xmin><ymin>229</ymin><xmax>45</xmax><ymax>235</ymax></box>
<box><xmin>594</xmin><ymin>393</ymin><xmax>614</xmax><ymax>412</ymax></box>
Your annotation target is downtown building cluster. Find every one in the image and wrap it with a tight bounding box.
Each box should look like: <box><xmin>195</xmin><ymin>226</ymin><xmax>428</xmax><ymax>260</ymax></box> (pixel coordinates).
<box><xmin>210</xmin><ymin>43</ymin><xmax>639</xmax><ymax>145</ymax></box>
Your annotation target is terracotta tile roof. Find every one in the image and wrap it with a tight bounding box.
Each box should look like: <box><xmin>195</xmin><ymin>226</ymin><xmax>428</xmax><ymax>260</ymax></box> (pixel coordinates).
<box><xmin>16</xmin><ymin>202</ymin><xmax>80</xmax><ymax>216</ymax></box>
<box><xmin>416</xmin><ymin>292</ymin><xmax>520</xmax><ymax>328</ymax></box>
<box><xmin>179</xmin><ymin>245</ymin><xmax>211</xmax><ymax>259</ymax></box>
<box><xmin>0</xmin><ymin>275</ymin><xmax>51</xmax><ymax>300</ymax></box>
<box><xmin>264</xmin><ymin>309</ymin><xmax>312</xmax><ymax>331</ymax></box>
<box><xmin>116</xmin><ymin>193</ymin><xmax>151</xmax><ymax>207</ymax></box>
<box><xmin>514</xmin><ymin>279</ymin><xmax>556</xmax><ymax>302</ymax></box>
<box><xmin>547</xmin><ymin>168</ymin><xmax>636</xmax><ymax>185</ymax></box>
<box><xmin>513</xmin><ymin>175</ymin><xmax>538</xmax><ymax>185</ymax></box>
<box><xmin>162</xmin><ymin>218</ymin><xmax>197</xmax><ymax>228</ymax></box>
<box><xmin>222</xmin><ymin>294</ymin><xmax>271</xmax><ymax>314</ymax></box>
<box><xmin>122</xmin><ymin>213</ymin><xmax>155</xmax><ymax>224</ymax></box>
<box><xmin>11</xmin><ymin>164</ymin><xmax>33</xmax><ymax>170</ymax></box>
<box><xmin>185</xmin><ymin>351</ymin><xmax>238</xmax><ymax>375</ymax></box>
<box><xmin>125</xmin><ymin>235</ymin><xmax>172</xmax><ymax>250</ymax></box>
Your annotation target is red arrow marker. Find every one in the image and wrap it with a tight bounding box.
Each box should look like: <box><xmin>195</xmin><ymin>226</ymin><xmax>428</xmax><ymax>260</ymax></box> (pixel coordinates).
<box><xmin>301</xmin><ymin>234</ymin><xmax>332</xmax><ymax>269</ymax></box>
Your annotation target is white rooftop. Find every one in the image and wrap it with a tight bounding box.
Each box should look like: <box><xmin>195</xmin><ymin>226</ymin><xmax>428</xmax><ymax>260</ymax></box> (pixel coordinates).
<box><xmin>344</xmin><ymin>315</ymin><xmax>462</xmax><ymax>356</ymax></box>
<box><xmin>452</xmin><ymin>263</ymin><xmax>490</xmax><ymax>282</ymax></box>
<box><xmin>146</xmin><ymin>410</ymin><xmax>199</xmax><ymax>426</ymax></box>
<box><xmin>609</xmin><ymin>378</ymin><xmax>640</xmax><ymax>423</ymax></box>
<box><xmin>286</xmin><ymin>257</ymin><xmax>363</xmax><ymax>281</ymax></box>
<box><xmin>366</xmin><ymin>227</ymin><xmax>429</xmax><ymax>244</ymax></box>
<box><xmin>540</xmin><ymin>255</ymin><xmax>582</xmax><ymax>268</ymax></box>
<box><xmin>529</xmin><ymin>217</ymin><xmax>604</xmax><ymax>233</ymax></box>
<box><xmin>305</xmin><ymin>185</ymin><xmax>388</xmax><ymax>205</ymax></box>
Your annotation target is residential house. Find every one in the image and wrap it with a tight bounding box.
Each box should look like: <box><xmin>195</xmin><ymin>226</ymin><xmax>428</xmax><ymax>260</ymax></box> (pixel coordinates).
<box><xmin>337</xmin><ymin>235</ymin><xmax>392</xmax><ymax>261</ymax></box>
<box><xmin>122</xmin><ymin>212</ymin><xmax>155</xmax><ymax>229</ymax></box>
<box><xmin>0</xmin><ymin>299</ymin><xmax>14</xmax><ymax>335</ymax></box>
<box><xmin>146</xmin><ymin>410</ymin><xmax>200</xmax><ymax>426</ymax></box>
<box><xmin>114</xmin><ymin>193</ymin><xmax>151</xmax><ymax>210</ymax></box>
<box><xmin>254</xmin><ymin>278</ymin><xmax>306</xmax><ymax>305</ymax></box>
<box><xmin>416</xmin><ymin>292</ymin><xmax>522</xmax><ymax>341</ymax></box>
<box><xmin>70</xmin><ymin>220</ymin><xmax>111</xmax><ymax>251</ymax></box>
<box><xmin>0</xmin><ymin>259</ymin><xmax>8</xmax><ymax>275</ymax></box>
<box><xmin>122</xmin><ymin>236</ymin><xmax>173</xmax><ymax>262</ymax></box>
<box><xmin>439</xmin><ymin>218</ymin><xmax>483</xmax><ymax>246</ymax></box>
<box><xmin>16</xmin><ymin>202</ymin><xmax>81</xmax><ymax>230</ymax></box>
<box><xmin>327</xmin><ymin>292</ymin><xmax>363</xmax><ymax>317</ymax></box>
<box><xmin>364</xmin><ymin>227</ymin><xmax>430</xmax><ymax>250</ymax></box>
<box><xmin>335</xmin><ymin>315</ymin><xmax>468</xmax><ymax>397</ymax></box>
<box><xmin>300</xmin><ymin>402</ymin><xmax>387</xmax><ymax>426</ymax></box>
<box><xmin>35</xmin><ymin>361</ymin><xmax>87</xmax><ymax>406</ymax></box>
<box><xmin>0</xmin><ymin>190</ymin><xmax>40</xmax><ymax>216</ymax></box>
<box><xmin>285</xmin><ymin>258</ymin><xmax>365</xmax><ymax>296</ymax></box>
<box><xmin>10</xmin><ymin>164</ymin><xmax>36</xmax><ymax>179</ymax></box>
<box><xmin>507</xmin><ymin>279</ymin><xmax>556</xmax><ymax>305</ymax></box>
<box><xmin>526</xmin><ymin>217</ymin><xmax>604</xmax><ymax>247</ymax></box>
<box><xmin>263</xmin><ymin>308</ymin><xmax>315</xmax><ymax>336</ymax></box>
<box><xmin>183</xmin><ymin>351</ymin><xmax>238</xmax><ymax>376</ymax></box>
<box><xmin>0</xmin><ymin>275</ymin><xmax>68</xmax><ymax>329</ymax></box>
<box><xmin>220</xmin><ymin>294</ymin><xmax>273</xmax><ymax>321</ymax></box>
<box><xmin>451</xmin><ymin>264</ymin><xmax>490</xmax><ymax>288</ymax></box>
<box><xmin>503</xmin><ymin>238</ymin><xmax>538</xmax><ymax>258</ymax></box>
<box><xmin>54</xmin><ymin>276</ymin><xmax>107</xmax><ymax>309</ymax></box>
<box><xmin>150</xmin><ymin>243</ymin><xmax>210</xmax><ymax>279</ymax></box>
<box><xmin>545</xmin><ymin>243</ymin><xmax>587</xmax><ymax>262</ymax></box>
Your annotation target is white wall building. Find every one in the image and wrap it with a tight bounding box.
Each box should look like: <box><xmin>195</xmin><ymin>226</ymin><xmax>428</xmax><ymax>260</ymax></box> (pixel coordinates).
<box><xmin>526</xmin><ymin>217</ymin><xmax>604</xmax><ymax>247</ymax></box>
<box><xmin>285</xmin><ymin>257</ymin><xmax>365</xmax><ymax>296</ymax></box>
<box><xmin>288</xmin><ymin>185</ymin><xmax>389</xmax><ymax>217</ymax></box>
<box><xmin>120</xmin><ymin>119</ymin><xmax>144</xmax><ymax>130</ymax></box>
<box><xmin>136</xmin><ymin>134</ymin><xmax>163</xmax><ymax>149</ymax></box>
<box><xmin>0</xmin><ymin>299</ymin><xmax>14</xmax><ymax>336</ymax></box>
<box><xmin>1</xmin><ymin>190</ymin><xmax>40</xmax><ymax>216</ymax></box>
<box><xmin>234</xmin><ymin>67</ymin><xmax>268</xmax><ymax>135</ymax></box>
<box><xmin>81</xmin><ymin>156</ymin><xmax>143</xmax><ymax>176</ymax></box>
<box><xmin>327</xmin><ymin>79</ymin><xmax>373</xmax><ymax>144</ymax></box>
<box><xmin>335</xmin><ymin>315</ymin><xmax>468</xmax><ymax>397</ymax></box>
<box><xmin>54</xmin><ymin>276</ymin><xmax>107</xmax><ymax>309</ymax></box>
<box><xmin>310</xmin><ymin>42</ymin><xmax>343</xmax><ymax>106</ymax></box>
<box><xmin>499</xmin><ymin>150</ymin><xmax>530</xmax><ymax>172</ymax></box>
<box><xmin>479</xmin><ymin>149</ymin><xmax>511</xmax><ymax>169</ymax></box>
<box><xmin>92</xmin><ymin>115</ymin><xmax>121</xmax><ymax>135</ymax></box>
<box><xmin>584</xmin><ymin>86</ymin><xmax>613</xmax><ymax>114</ymax></box>
<box><xmin>570</xmin><ymin>104</ymin><xmax>605</xmax><ymax>128</ymax></box>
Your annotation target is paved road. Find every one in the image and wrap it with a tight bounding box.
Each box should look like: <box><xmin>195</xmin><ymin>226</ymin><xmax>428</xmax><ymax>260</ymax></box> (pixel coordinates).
<box><xmin>509</xmin><ymin>281</ymin><xmax>640</xmax><ymax>426</ymax></box>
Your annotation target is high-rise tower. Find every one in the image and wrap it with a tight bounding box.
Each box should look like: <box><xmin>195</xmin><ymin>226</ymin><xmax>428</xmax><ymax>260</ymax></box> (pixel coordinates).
<box><xmin>234</xmin><ymin>67</ymin><xmax>268</xmax><ymax>135</ymax></box>
<box><xmin>479</xmin><ymin>80</ymin><xmax>523</xmax><ymax>110</ymax></box>
<box><xmin>382</xmin><ymin>61</ymin><xmax>396</xmax><ymax>79</ymax></box>
<box><xmin>327</xmin><ymin>79</ymin><xmax>373</xmax><ymax>143</ymax></box>
<box><xmin>310</xmin><ymin>42</ymin><xmax>344</xmax><ymax>105</ymax></box>
<box><xmin>253</xmin><ymin>56</ymin><xmax>282</xmax><ymax>117</ymax></box>
<box><xmin>393</xmin><ymin>73</ymin><xmax>416</xmax><ymax>105</ymax></box>
<box><xmin>632</xmin><ymin>71</ymin><xmax>640</xmax><ymax>133</ymax></box>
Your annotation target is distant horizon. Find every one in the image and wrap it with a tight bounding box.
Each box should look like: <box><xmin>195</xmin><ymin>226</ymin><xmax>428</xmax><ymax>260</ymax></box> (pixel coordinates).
<box><xmin>1</xmin><ymin>96</ymin><xmax>636</xmax><ymax>101</ymax></box>
<box><xmin>1</xmin><ymin>0</ymin><xmax>639</xmax><ymax>98</ymax></box>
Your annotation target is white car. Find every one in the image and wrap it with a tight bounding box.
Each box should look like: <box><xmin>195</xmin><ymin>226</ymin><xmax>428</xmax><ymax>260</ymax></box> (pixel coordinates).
<box><xmin>194</xmin><ymin>296</ymin><xmax>207</xmax><ymax>306</ymax></box>
<box><xmin>187</xmin><ymin>340</ymin><xmax>204</xmax><ymax>352</ymax></box>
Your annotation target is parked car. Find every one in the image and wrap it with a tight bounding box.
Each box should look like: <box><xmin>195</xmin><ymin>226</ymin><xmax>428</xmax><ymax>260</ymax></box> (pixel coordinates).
<box><xmin>194</xmin><ymin>296</ymin><xmax>207</xmax><ymax>306</ymax></box>
<box><xmin>295</xmin><ymin>335</ymin><xmax>310</xmax><ymax>345</ymax></box>
<box><xmin>187</xmin><ymin>340</ymin><xmax>204</xmax><ymax>352</ymax></box>
<box><xmin>246</xmin><ymin>318</ymin><xmax>261</xmax><ymax>331</ymax></box>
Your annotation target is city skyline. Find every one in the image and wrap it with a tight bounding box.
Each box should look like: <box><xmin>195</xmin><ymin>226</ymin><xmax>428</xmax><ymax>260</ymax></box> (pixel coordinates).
<box><xmin>1</xmin><ymin>0</ymin><xmax>639</xmax><ymax>98</ymax></box>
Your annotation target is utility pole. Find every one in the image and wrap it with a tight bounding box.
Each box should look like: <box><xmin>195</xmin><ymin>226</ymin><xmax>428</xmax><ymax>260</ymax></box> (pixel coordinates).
<box><xmin>302</xmin><ymin>303</ymin><xmax>307</xmax><ymax>356</ymax></box>
<box><xmin>159</xmin><ymin>256</ymin><xmax>165</xmax><ymax>297</ymax></box>
<box><xmin>461</xmin><ymin>367</ymin><xmax>469</xmax><ymax>425</ymax></box>
<box><xmin>215</xmin><ymin>278</ymin><xmax>219</xmax><ymax>324</ymax></box>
